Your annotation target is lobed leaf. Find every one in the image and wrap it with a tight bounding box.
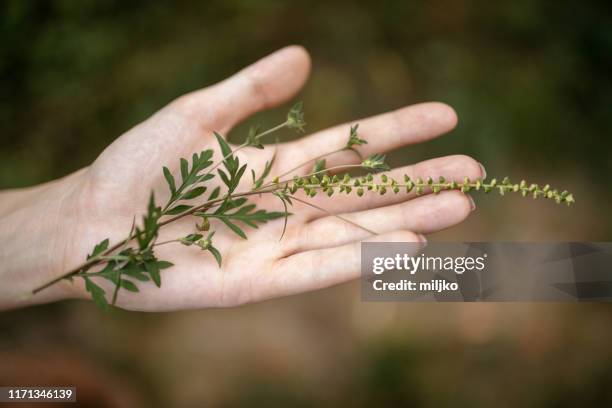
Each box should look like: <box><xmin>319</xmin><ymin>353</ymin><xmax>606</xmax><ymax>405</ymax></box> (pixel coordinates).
<box><xmin>220</xmin><ymin>218</ymin><xmax>247</xmax><ymax>239</ymax></box>
<box><xmin>145</xmin><ymin>261</ymin><xmax>161</xmax><ymax>287</ymax></box>
<box><xmin>85</xmin><ymin>277</ymin><xmax>108</xmax><ymax>311</ymax></box>
<box><xmin>88</xmin><ymin>238</ymin><xmax>109</xmax><ymax>260</ymax></box>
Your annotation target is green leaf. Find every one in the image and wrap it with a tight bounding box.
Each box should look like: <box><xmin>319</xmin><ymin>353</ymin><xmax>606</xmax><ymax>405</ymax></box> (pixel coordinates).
<box><xmin>199</xmin><ymin>149</ymin><xmax>214</xmax><ymax>163</ymax></box>
<box><xmin>210</xmin><ymin>201</ymin><xmax>286</xmax><ymax>237</ymax></box>
<box><xmin>137</xmin><ymin>193</ymin><xmax>161</xmax><ymax>250</ymax></box>
<box><xmin>209</xmin><ymin>186</ymin><xmax>221</xmax><ymax>200</ymax></box>
<box><xmin>252</xmin><ymin>154</ymin><xmax>275</xmax><ymax>189</ymax></box>
<box><xmin>235</xmin><ymin>164</ymin><xmax>247</xmax><ymax>188</ymax></box>
<box><xmin>221</xmin><ymin>218</ymin><xmax>247</xmax><ymax>239</ymax></box>
<box><xmin>88</xmin><ymin>238</ymin><xmax>109</xmax><ymax>260</ymax></box>
<box><xmin>156</xmin><ymin>260</ymin><xmax>174</xmax><ymax>269</ymax></box>
<box><xmin>99</xmin><ymin>267</ymin><xmax>120</xmax><ymax>285</ymax></box>
<box><xmin>166</xmin><ymin>204</ymin><xmax>193</xmax><ymax>215</ymax></box>
<box><xmin>145</xmin><ymin>261</ymin><xmax>161</xmax><ymax>287</ymax></box>
<box><xmin>217</xmin><ymin>169</ymin><xmax>231</xmax><ymax>188</ymax></box>
<box><xmin>85</xmin><ymin>277</ymin><xmax>108</xmax><ymax>311</ymax></box>
<box><xmin>208</xmin><ymin>245</ymin><xmax>223</xmax><ymax>267</ymax></box>
<box><xmin>180</xmin><ymin>158</ymin><xmax>189</xmax><ymax>182</ymax></box>
<box><xmin>180</xmin><ymin>233</ymin><xmax>203</xmax><ymax>245</ymax></box>
<box><xmin>346</xmin><ymin>124</ymin><xmax>367</xmax><ymax>148</ymax></box>
<box><xmin>182</xmin><ymin>186</ymin><xmax>206</xmax><ymax>200</ymax></box>
<box><xmin>361</xmin><ymin>154</ymin><xmax>390</xmax><ymax>171</ymax></box>
<box><xmin>194</xmin><ymin>173</ymin><xmax>215</xmax><ymax>184</ymax></box>
<box><xmin>163</xmin><ymin>166</ymin><xmax>176</xmax><ymax>195</ymax></box>
<box><xmin>287</xmin><ymin>101</ymin><xmax>306</xmax><ymax>132</ymax></box>
<box><xmin>120</xmin><ymin>279</ymin><xmax>139</xmax><ymax>292</ymax></box>
<box><xmin>122</xmin><ymin>267</ymin><xmax>150</xmax><ymax>282</ymax></box>
<box><xmin>313</xmin><ymin>158</ymin><xmax>326</xmax><ymax>175</ymax></box>
<box><xmin>215</xmin><ymin>132</ymin><xmax>232</xmax><ymax>158</ymax></box>
<box><xmin>246</xmin><ymin>125</ymin><xmax>264</xmax><ymax>149</ymax></box>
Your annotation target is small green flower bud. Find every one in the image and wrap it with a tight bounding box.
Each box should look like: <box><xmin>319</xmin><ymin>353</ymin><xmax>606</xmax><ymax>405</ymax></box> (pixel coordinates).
<box><xmin>197</xmin><ymin>239</ymin><xmax>211</xmax><ymax>250</ymax></box>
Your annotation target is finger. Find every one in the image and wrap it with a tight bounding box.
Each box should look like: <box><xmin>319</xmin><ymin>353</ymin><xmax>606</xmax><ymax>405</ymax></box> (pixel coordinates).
<box><xmin>288</xmin><ymin>191</ymin><xmax>472</xmax><ymax>253</ymax></box>
<box><xmin>278</xmin><ymin>154</ymin><xmax>484</xmax><ymax>220</ymax></box>
<box><xmin>177</xmin><ymin>45</ymin><xmax>311</xmax><ymax>129</ymax></box>
<box><xmin>259</xmin><ymin>230</ymin><xmax>424</xmax><ymax>300</ymax></box>
<box><xmin>274</xmin><ymin>102</ymin><xmax>458</xmax><ymax>174</ymax></box>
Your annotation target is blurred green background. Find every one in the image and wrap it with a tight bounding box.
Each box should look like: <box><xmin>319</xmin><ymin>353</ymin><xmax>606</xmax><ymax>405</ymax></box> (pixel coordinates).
<box><xmin>1</xmin><ymin>1</ymin><xmax>611</xmax><ymax>407</ymax></box>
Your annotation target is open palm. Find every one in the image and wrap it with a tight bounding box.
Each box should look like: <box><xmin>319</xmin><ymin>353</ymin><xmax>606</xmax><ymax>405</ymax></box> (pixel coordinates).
<box><xmin>51</xmin><ymin>46</ymin><xmax>483</xmax><ymax>311</ymax></box>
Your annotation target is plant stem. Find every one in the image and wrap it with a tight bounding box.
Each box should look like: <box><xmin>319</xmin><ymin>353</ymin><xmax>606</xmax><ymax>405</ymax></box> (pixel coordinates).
<box><xmin>272</xmin><ymin>148</ymin><xmax>347</xmax><ymax>181</ymax></box>
<box><xmin>153</xmin><ymin>239</ymin><xmax>181</xmax><ymax>247</ymax></box>
<box><xmin>31</xmin><ymin>175</ymin><xmax>572</xmax><ymax>295</ymax></box>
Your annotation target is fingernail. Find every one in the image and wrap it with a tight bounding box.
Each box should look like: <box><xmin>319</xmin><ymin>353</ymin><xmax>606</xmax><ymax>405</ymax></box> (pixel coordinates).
<box><xmin>468</xmin><ymin>195</ymin><xmax>476</xmax><ymax>211</ymax></box>
<box><xmin>417</xmin><ymin>234</ymin><xmax>428</xmax><ymax>244</ymax></box>
<box><xmin>478</xmin><ymin>162</ymin><xmax>487</xmax><ymax>179</ymax></box>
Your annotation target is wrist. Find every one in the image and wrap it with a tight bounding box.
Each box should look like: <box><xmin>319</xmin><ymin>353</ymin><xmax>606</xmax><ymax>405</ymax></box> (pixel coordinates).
<box><xmin>0</xmin><ymin>169</ymin><xmax>88</xmax><ymax>310</ymax></box>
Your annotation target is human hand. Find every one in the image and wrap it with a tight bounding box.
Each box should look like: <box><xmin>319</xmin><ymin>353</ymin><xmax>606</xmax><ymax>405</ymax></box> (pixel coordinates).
<box><xmin>0</xmin><ymin>46</ymin><xmax>483</xmax><ymax>311</ymax></box>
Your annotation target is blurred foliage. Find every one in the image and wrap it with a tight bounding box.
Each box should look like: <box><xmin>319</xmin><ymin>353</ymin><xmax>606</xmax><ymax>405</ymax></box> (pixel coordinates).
<box><xmin>1</xmin><ymin>0</ymin><xmax>611</xmax><ymax>189</ymax></box>
<box><xmin>1</xmin><ymin>1</ymin><xmax>612</xmax><ymax>406</ymax></box>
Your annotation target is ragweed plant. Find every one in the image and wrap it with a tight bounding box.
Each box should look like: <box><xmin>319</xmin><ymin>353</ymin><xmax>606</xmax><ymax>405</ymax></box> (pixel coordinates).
<box><xmin>31</xmin><ymin>103</ymin><xmax>574</xmax><ymax>310</ymax></box>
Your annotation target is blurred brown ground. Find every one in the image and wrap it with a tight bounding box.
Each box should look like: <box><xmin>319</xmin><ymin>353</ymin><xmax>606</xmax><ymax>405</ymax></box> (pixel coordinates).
<box><xmin>1</xmin><ymin>1</ymin><xmax>611</xmax><ymax>407</ymax></box>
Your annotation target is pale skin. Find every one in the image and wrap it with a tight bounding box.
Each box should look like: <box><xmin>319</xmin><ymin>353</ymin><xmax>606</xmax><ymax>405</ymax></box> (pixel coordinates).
<box><xmin>0</xmin><ymin>46</ymin><xmax>484</xmax><ymax>311</ymax></box>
